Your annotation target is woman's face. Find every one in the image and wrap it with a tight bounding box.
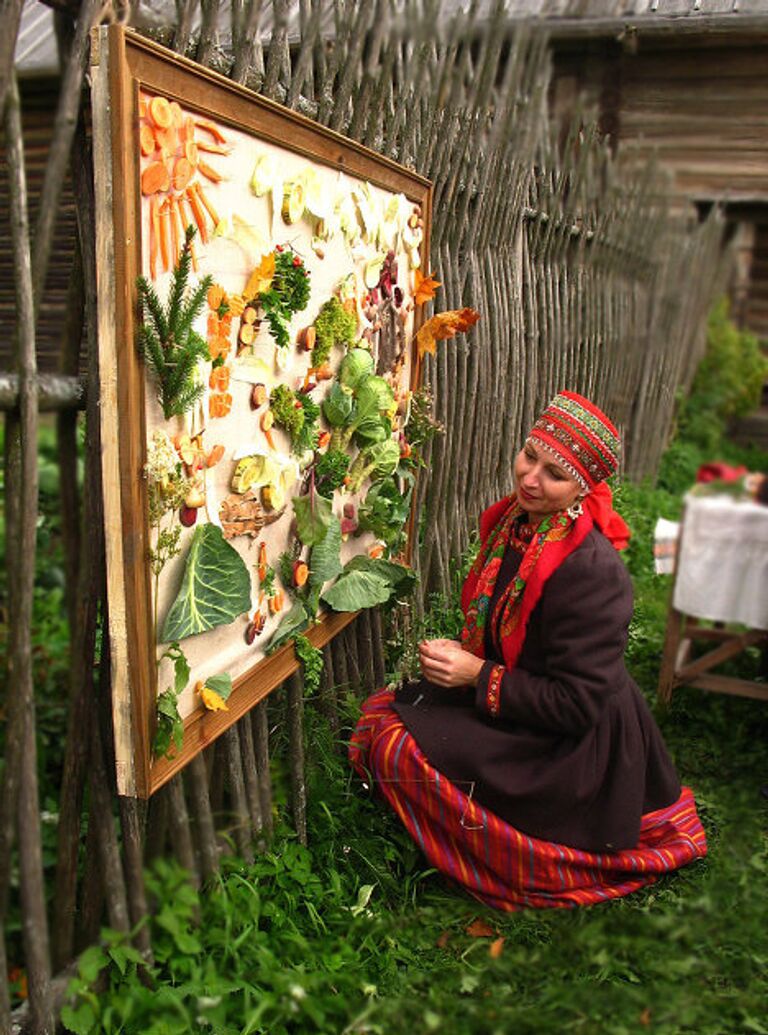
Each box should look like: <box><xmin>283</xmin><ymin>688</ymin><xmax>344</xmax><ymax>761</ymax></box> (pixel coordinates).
<box><xmin>514</xmin><ymin>440</ymin><xmax>584</xmax><ymax>521</ymax></box>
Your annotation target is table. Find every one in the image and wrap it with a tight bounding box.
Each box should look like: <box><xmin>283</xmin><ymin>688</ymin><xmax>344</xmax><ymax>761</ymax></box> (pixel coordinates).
<box><xmin>657</xmin><ymin>492</ymin><xmax>768</xmax><ymax>705</ymax></box>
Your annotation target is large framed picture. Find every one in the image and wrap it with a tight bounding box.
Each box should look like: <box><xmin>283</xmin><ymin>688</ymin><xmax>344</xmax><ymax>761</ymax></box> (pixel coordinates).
<box><xmin>90</xmin><ymin>25</ymin><xmax>433</xmax><ymax>797</ymax></box>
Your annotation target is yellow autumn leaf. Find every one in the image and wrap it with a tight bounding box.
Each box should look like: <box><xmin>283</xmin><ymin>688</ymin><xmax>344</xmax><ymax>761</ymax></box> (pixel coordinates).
<box><xmin>243</xmin><ymin>251</ymin><xmax>276</xmax><ymax>301</ymax></box>
<box><xmin>200</xmin><ymin>685</ymin><xmax>229</xmax><ymax>712</ymax></box>
<box><xmin>415</xmin><ymin>307</ymin><xmax>481</xmax><ymax>358</ymax></box>
<box><xmin>413</xmin><ymin>268</ymin><xmax>441</xmax><ymax>306</ymax></box>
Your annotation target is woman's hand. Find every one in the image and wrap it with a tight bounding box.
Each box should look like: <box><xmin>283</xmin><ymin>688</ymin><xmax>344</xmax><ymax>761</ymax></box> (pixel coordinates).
<box><xmin>418</xmin><ymin>638</ymin><xmax>485</xmax><ymax>688</ymax></box>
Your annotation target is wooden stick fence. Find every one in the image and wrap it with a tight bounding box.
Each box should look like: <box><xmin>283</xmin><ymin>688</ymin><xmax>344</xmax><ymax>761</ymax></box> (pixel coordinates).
<box><xmin>0</xmin><ymin>2</ymin><xmax>728</xmax><ymax>1031</ymax></box>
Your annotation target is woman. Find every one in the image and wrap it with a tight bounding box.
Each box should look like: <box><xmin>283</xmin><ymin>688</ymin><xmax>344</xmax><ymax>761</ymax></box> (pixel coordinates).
<box><xmin>350</xmin><ymin>390</ymin><xmax>706</xmax><ymax>910</ymax></box>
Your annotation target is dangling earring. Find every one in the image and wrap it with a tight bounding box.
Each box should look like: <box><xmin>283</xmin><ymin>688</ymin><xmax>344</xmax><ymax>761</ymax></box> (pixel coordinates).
<box><xmin>567</xmin><ymin>497</ymin><xmax>585</xmax><ymax>519</ymax></box>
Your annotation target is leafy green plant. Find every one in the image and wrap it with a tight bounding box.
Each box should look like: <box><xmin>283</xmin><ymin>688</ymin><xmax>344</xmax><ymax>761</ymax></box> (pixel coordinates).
<box><xmin>255</xmin><ymin>246</ymin><xmax>311</xmax><ymax>350</ymax></box>
<box><xmin>269</xmin><ymin>384</ymin><xmax>321</xmax><ymax>456</ymax></box>
<box><xmin>154</xmin><ymin>642</ymin><xmax>189</xmax><ymax>758</ymax></box>
<box><xmin>160</xmin><ymin>524</ymin><xmax>252</xmax><ymax>642</ymax></box>
<box><xmin>136</xmin><ymin>226</ymin><xmax>212</xmax><ymax>419</ymax></box>
<box><xmin>314</xmin><ymin>449</ymin><xmax>350</xmax><ymax>499</ymax></box>
<box><xmin>295</xmin><ymin>633</ymin><xmax>324</xmax><ymax>698</ymax></box>
<box><xmin>358</xmin><ymin>475</ymin><xmax>414</xmax><ymax>551</ymax></box>
<box><xmin>673</xmin><ymin>297</ymin><xmax>768</xmax><ymax>455</ymax></box>
<box><xmin>293</xmin><ymin>490</ymin><xmax>334</xmax><ymax>551</ymax></box>
<box><xmin>312</xmin><ymin>296</ymin><xmax>358</xmax><ymax>367</ymax></box>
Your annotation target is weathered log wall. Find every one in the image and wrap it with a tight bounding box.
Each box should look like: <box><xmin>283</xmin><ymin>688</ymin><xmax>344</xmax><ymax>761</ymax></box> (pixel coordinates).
<box><xmin>0</xmin><ymin>2</ymin><xmax>728</xmax><ymax>1031</ymax></box>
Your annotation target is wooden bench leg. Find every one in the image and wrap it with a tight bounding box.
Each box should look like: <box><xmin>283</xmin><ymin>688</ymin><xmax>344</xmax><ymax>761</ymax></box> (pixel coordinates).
<box><xmin>658</xmin><ymin>605</ymin><xmax>684</xmax><ymax>707</ymax></box>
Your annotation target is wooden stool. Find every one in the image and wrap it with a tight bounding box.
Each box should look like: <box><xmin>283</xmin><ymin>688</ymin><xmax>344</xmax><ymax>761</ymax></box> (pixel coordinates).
<box><xmin>657</xmin><ymin>606</ymin><xmax>768</xmax><ymax>705</ymax></box>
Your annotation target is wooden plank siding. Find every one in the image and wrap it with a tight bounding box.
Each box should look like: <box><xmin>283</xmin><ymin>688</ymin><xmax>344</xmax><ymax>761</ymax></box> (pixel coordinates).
<box><xmin>552</xmin><ymin>34</ymin><xmax>768</xmax><ymax>344</ymax></box>
<box><xmin>0</xmin><ymin>75</ymin><xmax>79</xmax><ymax>373</ymax></box>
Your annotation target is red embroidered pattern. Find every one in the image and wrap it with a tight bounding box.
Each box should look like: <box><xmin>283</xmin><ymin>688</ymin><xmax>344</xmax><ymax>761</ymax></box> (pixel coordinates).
<box><xmin>486</xmin><ymin>664</ymin><xmax>504</xmax><ymax>717</ymax></box>
<box><xmin>461</xmin><ymin>500</ymin><xmax>574</xmax><ymax>659</ymax></box>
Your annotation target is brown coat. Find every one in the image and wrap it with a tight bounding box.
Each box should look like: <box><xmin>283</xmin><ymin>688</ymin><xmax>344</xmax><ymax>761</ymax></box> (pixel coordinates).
<box><xmin>394</xmin><ymin>528</ymin><xmax>680</xmax><ymax>852</ymax></box>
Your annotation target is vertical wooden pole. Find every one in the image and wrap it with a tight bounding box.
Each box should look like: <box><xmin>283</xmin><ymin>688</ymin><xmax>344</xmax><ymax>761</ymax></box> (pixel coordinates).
<box><xmin>4</xmin><ymin>72</ymin><xmax>53</xmax><ymax>1035</ymax></box>
<box><xmin>286</xmin><ymin>672</ymin><xmax>307</xmax><ymax>846</ymax></box>
<box><xmin>186</xmin><ymin>754</ymin><xmax>219</xmax><ymax>881</ymax></box>
<box><xmin>166</xmin><ymin>776</ymin><xmax>200</xmax><ymax>887</ymax></box>
<box><xmin>223</xmin><ymin>727</ymin><xmax>254</xmax><ymax>863</ymax></box>
<box><xmin>252</xmin><ymin>702</ymin><xmax>273</xmax><ymax>840</ymax></box>
<box><xmin>52</xmin><ymin>110</ymin><xmax>107</xmax><ymax>968</ymax></box>
<box><xmin>118</xmin><ymin>797</ymin><xmax>152</xmax><ymax>958</ymax></box>
<box><xmin>238</xmin><ymin>714</ymin><xmax>265</xmax><ymax>844</ymax></box>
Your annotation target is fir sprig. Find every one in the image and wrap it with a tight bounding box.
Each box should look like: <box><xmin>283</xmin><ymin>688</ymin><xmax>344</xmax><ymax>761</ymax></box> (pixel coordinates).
<box><xmin>137</xmin><ymin>226</ymin><xmax>213</xmax><ymax>419</ymax></box>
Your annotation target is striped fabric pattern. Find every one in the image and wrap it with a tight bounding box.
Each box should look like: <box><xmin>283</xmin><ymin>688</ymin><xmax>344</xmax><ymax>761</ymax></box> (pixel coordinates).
<box><xmin>350</xmin><ymin>688</ymin><xmax>707</xmax><ymax>912</ymax></box>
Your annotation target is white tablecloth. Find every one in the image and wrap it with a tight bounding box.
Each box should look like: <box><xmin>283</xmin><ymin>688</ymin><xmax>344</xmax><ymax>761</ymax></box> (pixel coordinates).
<box><xmin>673</xmin><ymin>493</ymin><xmax>768</xmax><ymax>630</ymax></box>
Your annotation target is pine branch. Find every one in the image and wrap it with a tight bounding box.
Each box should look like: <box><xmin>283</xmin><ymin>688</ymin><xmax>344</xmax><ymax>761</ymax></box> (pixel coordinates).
<box><xmin>135</xmin><ymin>236</ymin><xmax>212</xmax><ymax>419</ymax></box>
<box><xmin>177</xmin><ymin>276</ymin><xmax>213</xmax><ymax>343</ymax></box>
<box><xmin>166</xmin><ymin>226</ymin><xmax>197</xmax><ymax>336</ymax></box>
<box><xmin>137</xmin><ymin>274</ymin><xmax>169</xmax><ymax>344</ymax></box>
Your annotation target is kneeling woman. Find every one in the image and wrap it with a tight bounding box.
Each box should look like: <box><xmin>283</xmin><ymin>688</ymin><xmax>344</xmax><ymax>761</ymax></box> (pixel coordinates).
<box><xmin>350</xmin><ymin>391</ymin><xmax>706</xmax><ymax>910</ymax></box>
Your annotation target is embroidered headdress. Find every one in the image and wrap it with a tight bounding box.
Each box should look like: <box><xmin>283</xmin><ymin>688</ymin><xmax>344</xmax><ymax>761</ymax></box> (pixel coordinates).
<box><xmin>528</xmin><ymin>389</ymin><xmax>621</xmax><ymax>489</ymax></box>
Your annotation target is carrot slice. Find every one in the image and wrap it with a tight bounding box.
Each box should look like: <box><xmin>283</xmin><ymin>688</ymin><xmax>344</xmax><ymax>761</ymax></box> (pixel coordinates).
<box><xmin>184</xmin><ymin>141</ymin><xmax>199</xmax><ymax>167</ymax></box>
<box><xmin>180</xmin><ymin>115</ymin><xmax>195</xmax><ymax>143</ymax></box>
<box><xmin>195</xmin><ymin>183</ymin><xmax>221</xmax><ymax>226</ymax></box>
<box><xmin>139</xmin><ymin>124</ymin><xmax>156</xmax><ymax>157</ymax></box>
<box><xmin>209</xmin><ymin>393</ymin><xmax>233</xmax><ymax>418</ymax></box>
<box><xmin>158</xmin><ymin>200</ymin><xmax>170</xmax><ymax>272</ymax></box>
<box><xmin>154</xmin><ymin>125</ymin><xmax>177</xmax><ymax>152</ymax></box>
<box><xmin>169</xmin><ymin>101</ymin><xmax>183</xmax><ymax>128</ymax></box>
<box><xmin>169</xmin><ymin>197</ymin><xmax>180</xmax><ymax>269</ymax></box>
<box><xmin>149</xmin><ymin>96</ymin><xmax>173</xmax><ymax>129</ymax></box>
<box><xmin>207</xmin><ymin>284</ymin><xmax>224</xmax><ymax>310</ymax></box>
<box><xmin>185</xmin><ymin>186</ymin><xmax>209</xmax><ymax>244</ymax></box>
<box><xmin>198</xmin><ymin>159</ymin><xmax>223</xmax><ymax>183</ymax></box>
<box><xmin>172</xmin><ymin>156</ymin><xmax>194</xmax><ymax>192</ymax></box>
<box><xmin>195</xmin><ymin>118</ymin><xmax>227</xmax><ymax>143</ymax></box>
<box><xmin>206</xmin><ymin>444</ymin><xmax>225</xmax><ymax>467</ymax></box>
<box><xmin>197</xmin><ymin>141</ymin><xmax>232</xmax><ymax>155</ymax></box>
<box><xmin>175</xmin><ymin>196</ymin><xmax>198</xmax><ymax>270</ymax></box>
<box><xmin>149</xmin><ymin>196</ymin><xmax>160</xmax><ymax>280</ymax></box>
<box><xmin>141</xmin><ymin>161</ymin><xmax>169</xmax><ymax>196</ymax></box>
<box><xmin>209</xmin><ymin>366</ymin><xmax>231</xmax><ymax>391</ymax></box>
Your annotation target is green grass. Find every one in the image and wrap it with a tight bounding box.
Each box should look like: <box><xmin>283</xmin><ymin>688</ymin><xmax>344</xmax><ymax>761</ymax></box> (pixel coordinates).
<box><xmin>61</xmin><ymin>426</ymin><xmax>768</xmax><ymax>1035</ymax></box>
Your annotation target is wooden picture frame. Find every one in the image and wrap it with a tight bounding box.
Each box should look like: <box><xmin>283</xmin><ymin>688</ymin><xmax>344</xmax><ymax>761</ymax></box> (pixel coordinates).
<box><xmin>90</xmin><ymin>25</ymin><xmax>432</xmax><ymax>798</ymax></box>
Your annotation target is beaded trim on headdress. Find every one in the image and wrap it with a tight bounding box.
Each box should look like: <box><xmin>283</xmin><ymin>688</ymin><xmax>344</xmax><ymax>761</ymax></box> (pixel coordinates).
<box><xmin>528</xmin><ymin>439</ymin><xmax>589</xmax><ymax>490</ymax></box>
<box><xmin>528</xmin><ymin>389</ymin><xmax>620</xmax><ymax>488</ymax></box>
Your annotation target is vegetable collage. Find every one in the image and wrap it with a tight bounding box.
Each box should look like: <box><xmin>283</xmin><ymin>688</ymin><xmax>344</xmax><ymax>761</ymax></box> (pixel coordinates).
<box><xmin>137</xmin><ymin>92</ymin><xmax>477</xmax><ymax>756</ymax></box>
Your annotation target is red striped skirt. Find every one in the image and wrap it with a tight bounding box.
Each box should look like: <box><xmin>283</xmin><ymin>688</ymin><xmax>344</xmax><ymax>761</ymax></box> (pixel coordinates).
<box><xmin>349</xmin><ymin>688</ymin><xmax>707</xmax><ymax>911</ymax></box>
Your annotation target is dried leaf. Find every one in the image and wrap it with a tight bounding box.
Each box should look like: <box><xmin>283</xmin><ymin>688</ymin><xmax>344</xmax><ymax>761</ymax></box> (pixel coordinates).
<box><xmin>413</xmin><ymin>268</ymin><xmax>441</xmax><ymax>306</ymax></box>
<box><xmin>200</xmin><ymin>686</ymin><xmax>228</xmax><ymax>712</ymax></box>
<box><xmin>416</xmin><ymin>307</ymin><xmax>481</xmax><ymax>358</ymax></box>
<box><xmin>639</xmin><ymin>1008</ymin><xmax>652</xmax><ymax>1027</ymax></box>
<box><xmin>489</xmin><ymin>936</ymin><xmax>505</xmax><ymax>958</ymax></box>
<box><xmin>244</xmin><ymin>251</ymin><xmax>275</xmax><ymax>300</ymax></box>
<box><xmin>465</xmin><ymin>918</ymin><xmax>495</xmax><ymax>938</ymax></box>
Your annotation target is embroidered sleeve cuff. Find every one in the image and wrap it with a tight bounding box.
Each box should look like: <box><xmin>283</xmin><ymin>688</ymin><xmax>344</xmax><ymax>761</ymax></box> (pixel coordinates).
<box><xmin>476</xmin><ymin>661</ymin><xmax>505</xmax><ymax>718</ymax></box>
